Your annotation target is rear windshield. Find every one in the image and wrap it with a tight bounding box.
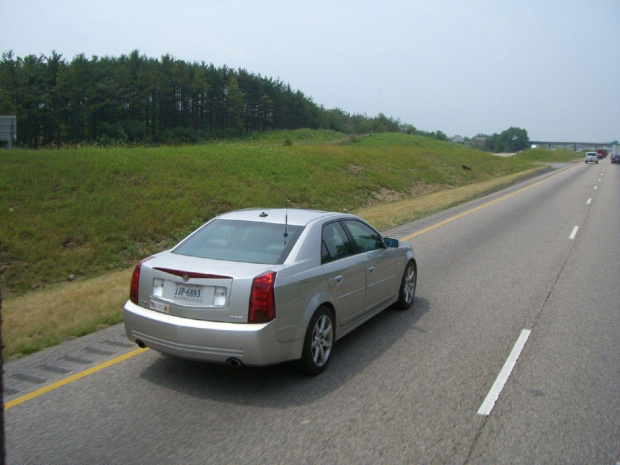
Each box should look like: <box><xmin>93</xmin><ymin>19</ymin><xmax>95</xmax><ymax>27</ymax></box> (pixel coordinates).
<box><xmin>173</xmin><ymin>219</ymin><xmax>304</xmax><ymax>265</ymax></box>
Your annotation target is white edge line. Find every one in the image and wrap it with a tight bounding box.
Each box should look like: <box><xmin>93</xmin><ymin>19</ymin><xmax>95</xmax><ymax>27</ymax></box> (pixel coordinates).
<box><xmin>569</xmin><ymin>226</ymin><xmax>579</xmax><ymax>240</ymax></box>
<box><xmin>478</xmin><ymin>329</ymin><xmax>532</xmax><ymax>416</ymax></box>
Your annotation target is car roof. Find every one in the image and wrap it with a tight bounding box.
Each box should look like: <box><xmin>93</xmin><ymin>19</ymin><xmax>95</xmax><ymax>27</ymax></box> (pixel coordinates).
<box><xmin>215</xmin><ymin>208</ymin><xmax>345</xmax><ymax>226</ymax></box>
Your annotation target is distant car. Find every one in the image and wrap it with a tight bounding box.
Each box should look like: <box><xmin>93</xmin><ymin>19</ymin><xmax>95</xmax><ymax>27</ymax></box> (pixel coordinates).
<box><xmin>611</xmin><ymin>154</ymin><xmax>620</xmax><ymax>164</ymax></box>
<box><xmin>585</xmin><ymin>152</ymin><xmax>599</xmax><ymax>164</ymax></box>
<box><xmin>124</xmin><ymin>208</ymin><xmax>417</xmax><ymax>374</ymax></box>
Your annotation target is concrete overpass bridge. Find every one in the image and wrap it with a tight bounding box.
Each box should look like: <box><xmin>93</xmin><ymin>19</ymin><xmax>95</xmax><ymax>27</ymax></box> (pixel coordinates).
<box><xmin>530</xmin><ymin>140</ymin><xmax>618</xmax><ymax>153</ymax></box>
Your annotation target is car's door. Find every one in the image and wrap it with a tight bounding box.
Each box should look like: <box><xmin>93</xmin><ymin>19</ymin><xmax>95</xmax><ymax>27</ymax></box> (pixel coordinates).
<box><xmin>342</xmin><ymin>220</ymin><xmax>398</xmax><ymax>313</ymax></box>
<box><xmin>320</xmin><ymin>221</ymin><xmax>367</xmax><ymax>327</ymax></box>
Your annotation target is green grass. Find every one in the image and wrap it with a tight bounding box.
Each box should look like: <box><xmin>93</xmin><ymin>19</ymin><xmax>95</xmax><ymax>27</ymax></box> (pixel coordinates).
<box><xmin>0</xmin><ymin>131</ymin><xmax>577</xmax><ymax>297</ymax></box>
<box><xmin>1</xmin><ymin>130</ymin><xmax>580</xmax><ymax>358</ymax></box>
<box><xmin>236</xmin><ymin>128</ymin><xmax>348</xmax><ymax>145</ymax></box>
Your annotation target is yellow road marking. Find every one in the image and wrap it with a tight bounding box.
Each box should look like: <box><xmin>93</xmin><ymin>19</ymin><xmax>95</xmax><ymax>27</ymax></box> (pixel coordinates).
<box><xmin>4</xmin><ymin>348</ymin><xmax>148</xmax><ymax>410</ymax></box>
<box><xmin>400</xmin><ymin>165</ymin><xmax>576</xmax><ymax>241</ymax></box>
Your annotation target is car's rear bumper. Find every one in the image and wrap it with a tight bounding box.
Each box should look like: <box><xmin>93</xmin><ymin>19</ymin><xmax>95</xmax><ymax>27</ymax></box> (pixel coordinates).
<box><xmin>124</xmin><ymin>301</ymin><xmax>302</xmax><ymax>366</ymax></box>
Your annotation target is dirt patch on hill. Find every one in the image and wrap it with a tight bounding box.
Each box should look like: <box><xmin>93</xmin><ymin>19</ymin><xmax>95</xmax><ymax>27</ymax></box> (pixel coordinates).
<box><xmin>365</xmin><ymin>182</ymin><xmax>443</xmax><ymax>207</ymax></box>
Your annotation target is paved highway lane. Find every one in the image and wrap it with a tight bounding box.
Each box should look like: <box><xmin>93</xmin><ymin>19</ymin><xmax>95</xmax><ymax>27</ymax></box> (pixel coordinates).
<box><xmin>468</xmin><ymin>160</ymin><xmax>620</xmax><ymax>463</ymax></box>
<box><xmin>4</xmin><ymin>161</ymin><xmax>619</xmax><ymax>464</ymax></box>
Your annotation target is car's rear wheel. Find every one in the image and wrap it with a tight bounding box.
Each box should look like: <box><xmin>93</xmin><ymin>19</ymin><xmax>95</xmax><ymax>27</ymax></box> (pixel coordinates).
<box><xmin>300</xmin><ymin>306</ymin><xmax>334</xmax><ymax>375</ymax></box>
<box><xmin>395</xmin><ymin>261</ymin><xmax>416</xmax><ymax>310</ymax></box>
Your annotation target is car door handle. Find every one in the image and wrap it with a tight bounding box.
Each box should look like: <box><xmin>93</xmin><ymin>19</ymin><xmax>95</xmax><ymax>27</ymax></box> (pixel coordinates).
<box><xmin>333</xmin><ymin>275</ymin><xmax>343</xmax><ymax>284</ymax></box>
<box><xmin>368</xmin><ymin>266</ymin><xmax>375</xmax><ymax>274</ymax></box>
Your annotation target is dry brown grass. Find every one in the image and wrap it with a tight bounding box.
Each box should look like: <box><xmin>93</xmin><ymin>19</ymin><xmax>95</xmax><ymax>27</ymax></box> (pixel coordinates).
<box><xmin>3</xmin><ymin>268</ymin><xmax>131</xmax><ymax>358</ymax></box>
<box><xmin>356</xmin><ymin>166</ymin><xmax>547</xmax><ymax>230</ymax></box>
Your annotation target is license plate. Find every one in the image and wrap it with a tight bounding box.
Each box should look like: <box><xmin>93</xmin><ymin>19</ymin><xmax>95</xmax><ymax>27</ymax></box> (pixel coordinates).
<box><xmin>170</xmin><ymin>283</ymin><xmax>204</xmax><ymax>303</ymax></box>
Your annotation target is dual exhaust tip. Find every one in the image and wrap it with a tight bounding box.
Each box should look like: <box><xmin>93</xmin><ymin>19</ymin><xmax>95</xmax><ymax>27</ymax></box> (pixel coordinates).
<box><xmin>134</xmin><ymin>340</ymin><xmax>244</xmax><ymax>368</ymax></box>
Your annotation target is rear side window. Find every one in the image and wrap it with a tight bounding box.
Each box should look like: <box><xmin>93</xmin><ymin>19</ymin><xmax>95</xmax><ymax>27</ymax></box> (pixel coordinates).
<box><xmin>322</xmin><ymin>222</ymin><xmax>355</xmax><ymax>264</ymax></box>
<box><xmin>173</xmin><ymin>219</ymin><xmax>303</xmax><ymax>265</ymax></box>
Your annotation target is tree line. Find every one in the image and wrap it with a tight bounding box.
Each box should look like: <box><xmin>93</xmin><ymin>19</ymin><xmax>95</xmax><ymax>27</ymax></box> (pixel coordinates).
<box><xmin>481</xmin><ymin>127</ymin><xmax>529</xmax><ymax>152</ymax></box>
<box><xmin>0</xmin><ymin>50</ymin><xmax>428</xmax><ymax>147</ymax></box>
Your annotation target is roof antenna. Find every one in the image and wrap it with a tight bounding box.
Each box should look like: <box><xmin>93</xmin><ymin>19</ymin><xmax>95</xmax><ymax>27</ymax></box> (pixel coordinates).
<box><xmin>283</xmin><ymin>203</ymin><xmax>289</xmax><ymax>245</ymax></box>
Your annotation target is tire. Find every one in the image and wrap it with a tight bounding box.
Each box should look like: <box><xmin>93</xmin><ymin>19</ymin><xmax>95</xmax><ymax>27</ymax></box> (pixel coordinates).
<box><xmin>299</xmin><ymin>306</ymin><xmax>334</xmax><ymax>375</ymax></box>
<box><xmin>395</xmin><ymin>261</ymin><xmax>416</xmax><ymax>310</ymax></box>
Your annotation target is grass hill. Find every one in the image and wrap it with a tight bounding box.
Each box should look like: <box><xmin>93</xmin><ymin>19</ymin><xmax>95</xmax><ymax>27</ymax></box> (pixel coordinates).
<box><xmin>0</xmin><ymin>130</ymin><xmax>577</xmax><ymax>357</ymax></box>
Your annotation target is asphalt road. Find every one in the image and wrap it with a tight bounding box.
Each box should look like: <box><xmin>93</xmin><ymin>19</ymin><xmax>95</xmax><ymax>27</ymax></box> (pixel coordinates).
<box><xmin>4</xmin><ymin>159</ymin><xmax>619</xmax><ymax>464</ymax></box>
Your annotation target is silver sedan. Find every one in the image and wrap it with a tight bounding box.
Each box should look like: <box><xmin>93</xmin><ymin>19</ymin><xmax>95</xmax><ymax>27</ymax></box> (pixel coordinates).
<box><xmin>124</xmin><ymin>208</ymin><xmax>417</xmax><ymax>374</ymax></box>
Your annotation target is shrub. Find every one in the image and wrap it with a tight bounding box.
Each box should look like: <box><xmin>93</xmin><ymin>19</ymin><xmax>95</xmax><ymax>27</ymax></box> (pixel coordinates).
<box><xmin>96</xmin><ymin>123</ymin><xmax>128</xmax><ymax>145</ymax></box>
<box><xmin>158</xmin><ymin>127</ymin><xmax>200</xmax><ymax>145</ymax></box>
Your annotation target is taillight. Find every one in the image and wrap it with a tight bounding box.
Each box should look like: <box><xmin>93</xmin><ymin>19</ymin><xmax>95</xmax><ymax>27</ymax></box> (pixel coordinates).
<box><xmin>129</xmin><ymin>257</ymin><xmax>153</xmax><ymax>305</ymax></box>
<box><xmin>248</xmin><ymin>271</ymin><xmax>276</xmax><ymax>323</ymax></box>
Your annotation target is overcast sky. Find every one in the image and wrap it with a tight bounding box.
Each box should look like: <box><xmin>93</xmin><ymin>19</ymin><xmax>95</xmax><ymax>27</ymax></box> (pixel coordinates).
<box><xmin>3</xmin><ymin>0</ymin><xmax>619</xmax><ymax>142</ymax></box>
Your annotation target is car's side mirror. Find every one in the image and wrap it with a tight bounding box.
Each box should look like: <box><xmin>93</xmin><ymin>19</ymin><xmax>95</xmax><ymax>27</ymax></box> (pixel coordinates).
<box><xmin>384</xmin><ymin>237</ymin><xmax>399</xmax><ymax>248</ymax></box>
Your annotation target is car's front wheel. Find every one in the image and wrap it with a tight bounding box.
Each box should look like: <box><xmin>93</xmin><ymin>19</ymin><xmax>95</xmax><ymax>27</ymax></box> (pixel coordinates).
<box><xmin>300</xmin><ymin>306</ymin><xmax>334</xmax><ymax>375</ymax></box>
<box><xmin>395</xmin><ymin>261</ymin><xmax>416</xmax><ymax>310</ymax></box>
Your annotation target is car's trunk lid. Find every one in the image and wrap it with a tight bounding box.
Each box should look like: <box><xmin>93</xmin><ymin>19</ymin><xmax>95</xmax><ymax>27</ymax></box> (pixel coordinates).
<box><xmin>140</xmin><ymin>253</ymin><xmax>278</xmax><ymax>323</ymax></box>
